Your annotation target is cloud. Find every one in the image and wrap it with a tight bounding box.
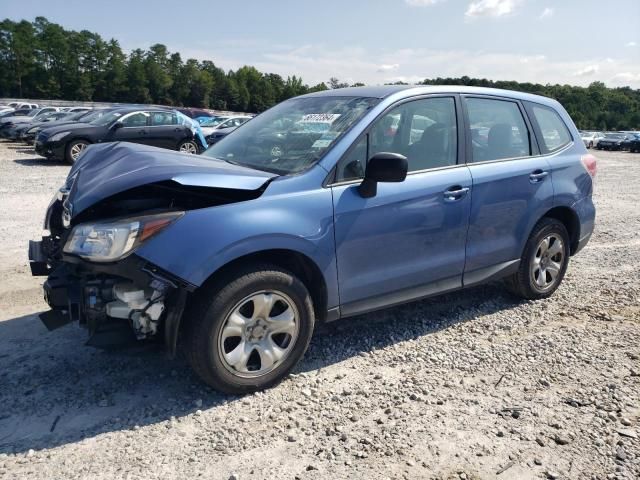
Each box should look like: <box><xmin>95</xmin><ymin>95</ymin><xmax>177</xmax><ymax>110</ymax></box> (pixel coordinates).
<box><xmin>465</xmin><ymin>0</ymin><xmax>521</xmax><ymax>18</ymax></box>
<box><xmin>159</xmin><ymin>42</ymin><xmax>640</xmax><ymax>89</ymax></box>
<box><xmin>612</xmin><ymin>72</ymin><xmax>640</xmax><ymax>83</ymax></box>
<box><xmin>625</xmin><ymin>41</ymin><xmax>637</xmax><ymax>47</ymax></box>
<box><xmin>574</xmin><ymin>65</ymin><xmax>599</xmax><ymax>77</ymax></box>
<box><xmin>377</xmin><ymin>63</ymin><xmax>400</xmax><ymax>72</ymax></box>
<box><xmin>539</xmin><ymin>7</ymin><xmax>554</xmax><ymax>19</ymax></box>
<box><xmin>404</xmin><ymin>0</ymin><xmax>442</xmax><ymax>6</ymax></box>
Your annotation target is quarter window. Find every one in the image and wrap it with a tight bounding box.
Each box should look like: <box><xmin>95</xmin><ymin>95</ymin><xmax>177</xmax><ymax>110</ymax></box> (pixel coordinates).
<box><xmin>529</xmin><ymin>104</ymin><xmax>572</xmax><ymax>153</ymax></box>
<box><xmin>335</xmin><ymin>97</ymin><xmax>457</xmax><ymax>182</ymax></box>
<box><xmin>466</xmin><ymin>98</ymin><xmax>531</xmax><ymax>162</ymax></box>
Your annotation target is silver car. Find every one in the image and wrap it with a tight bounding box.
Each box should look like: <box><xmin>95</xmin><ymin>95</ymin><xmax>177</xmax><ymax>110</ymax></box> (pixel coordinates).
<box><xmin>581</xmin><ymin>131</ymin><xmax>604</xmax><ymax>149</ymax></box>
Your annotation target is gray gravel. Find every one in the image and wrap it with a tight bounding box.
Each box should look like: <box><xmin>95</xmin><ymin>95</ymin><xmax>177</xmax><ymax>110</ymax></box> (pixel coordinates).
<box><xmin>0</xmin><ymin>141</ymin><xmax>638</xmax><ymax>479</ymax></box>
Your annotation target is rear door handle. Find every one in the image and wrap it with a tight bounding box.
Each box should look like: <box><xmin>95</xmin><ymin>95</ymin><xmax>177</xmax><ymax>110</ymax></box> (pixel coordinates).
<box><xmin>529</xmin><ymin>170</ymin><xmax>549</xmax><ymax>183</ymax></box>
<box><xmin>443</xmin><ymin>186</ymin><xmax>470</xmax><ymax>202</ymax></box>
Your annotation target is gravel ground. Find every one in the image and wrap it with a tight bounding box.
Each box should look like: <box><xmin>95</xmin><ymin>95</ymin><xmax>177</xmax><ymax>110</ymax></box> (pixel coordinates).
<box><xmin>0</xmin><ymin>141</ymin><xmax>638</xmax><ymax>480</ymax></box>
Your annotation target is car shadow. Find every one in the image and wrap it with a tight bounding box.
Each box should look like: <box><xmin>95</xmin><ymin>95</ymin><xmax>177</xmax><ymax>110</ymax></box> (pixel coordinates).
<box><xmin>0</xmin><ymin>282</ymin><xmax>522</xmax><ymax>454</ymax></box>
<box><xmin>14</xmin><ymin>158</ymin><xmax>64</xmax><ymax>167</ymax></box>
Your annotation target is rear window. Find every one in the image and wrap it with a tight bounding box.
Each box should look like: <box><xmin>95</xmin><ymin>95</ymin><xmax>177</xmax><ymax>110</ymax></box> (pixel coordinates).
<box><xmin>530</xmin><ymin>104</ymin><xmax>572</xmax><ymax>153</ymax></box>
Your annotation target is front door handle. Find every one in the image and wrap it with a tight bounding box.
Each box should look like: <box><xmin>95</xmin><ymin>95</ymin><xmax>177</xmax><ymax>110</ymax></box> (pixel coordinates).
<box><xmin>529</xmin><ymin>169</ymin><xmax>549</xmax><ymax>183</ymax></box>
<box><xmin>443</xmin><ymin>186</ymin><xmax>470</xmax><ymax>202</ymax></box>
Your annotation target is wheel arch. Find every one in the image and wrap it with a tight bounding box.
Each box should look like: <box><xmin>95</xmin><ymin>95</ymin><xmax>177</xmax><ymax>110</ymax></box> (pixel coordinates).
<box><xmin>541</xmin><ymin>206</ymin><xmax>580</xmax><ymax>255</ymax></box>
<box><xmin>177</xmin><ymin>248</ymin><xmax>329</xmax><ymax>343</ymax></box>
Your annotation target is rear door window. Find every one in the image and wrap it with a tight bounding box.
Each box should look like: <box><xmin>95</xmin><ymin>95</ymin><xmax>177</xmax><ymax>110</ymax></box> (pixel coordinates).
<box><xmin>528</xmin><ymin>104</ymin><xmax>572</xmax><ymax>153</ymax></box>
<box><xmin>465</xmin><ymin>97</ymin><xmax>531</xmax><ymax>162</ymax></box>
<box><xmin>122</xmin><ymin>112</ymin><xmax>149</xmax><ymax>127</ymax></box>
<box><xmin>150</xmin><ymin>111</ymin><xmax>177</xmax><ymax>126</ymax></box>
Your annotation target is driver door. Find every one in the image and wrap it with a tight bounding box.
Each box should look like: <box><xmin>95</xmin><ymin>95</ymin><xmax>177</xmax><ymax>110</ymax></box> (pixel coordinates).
<box><xmin>331</xmin><ymin>96</ymin><xmax>472</xmax><ymax>315</ymax></box>
<box><xmin>111</xmin><ymin>112</ymin><xmax>151</xmax><ymax>145</ymax></box>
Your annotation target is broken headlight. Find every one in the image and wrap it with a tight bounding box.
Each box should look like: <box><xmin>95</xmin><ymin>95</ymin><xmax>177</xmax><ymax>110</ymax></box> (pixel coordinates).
<box><xmin>63</xmin><ymin>212</ymin><xmax>183</xmax><ymax>262</ymax></box>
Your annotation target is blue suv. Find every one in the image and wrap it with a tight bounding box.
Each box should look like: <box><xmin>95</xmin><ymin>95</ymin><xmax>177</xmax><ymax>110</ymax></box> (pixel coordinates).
<box><xmin>29</xmin><ymin>86</ymin><xmax>596</xmax><ymax>393</ymax></box>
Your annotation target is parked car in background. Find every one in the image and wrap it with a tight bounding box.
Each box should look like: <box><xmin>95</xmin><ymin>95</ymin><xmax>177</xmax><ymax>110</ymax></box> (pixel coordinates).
<box><xmin>621</xmin><ymin>133</ymin><xmax>640</xmax><ymax>151</ymax></box>
<box><xmin>596</xmin><ymin>132</ymin><xmax>633</xmax><ymax>151</ymax></box>
<box><xmin>11</xmin><ymin>111</ymin><xmax>75</xmax><ymax>141</ymax></box>
<box><xmin>30</xmin><ymin>85</ymin><xmax>596</xmax><ymax>393</ymax></box>
<box><xmin>8</xmin><ymin>102</ymin><xmax>39</xmax><ymax>109</ymax></box>
<box><xmin>0</xmin><ymin>107</ymin><xmax>59</xmax><ymax>138</ymax></box>
<box><xmin>0</xmin><ymin>108</ymin><xmax>30</xmax><ymax>119</ymax></box>
<box><xmin>176</xmin><ymin>107</ymin><xmax>214</xmax><ymax>119</ymax></box>
<box><xmin>205</xmin><ymin>126</ymin><xmax>237</xmax><ymax>145</ymax></box>
<box><xmin>580</xmin><ymin>131</ymin><xmax>605</xmax><ymax>149</ymax></box>
<box><xmin>22</xmin><ymin>110</ymin><xmax>105</xmax><ymax>144</ymax></box>
<box><xmin>628</xmin><ymin>134</ymin><xmax>640</xmax><ymax>153</ymax></box>
<box><xmin>199</xmin><ymin>115</ymin><xmax>252</xmax><ymax>137</ymax></box>
<box><xmin>36</xmin><ymin>107</ymin><xmax>201</xmax><ymax>163</ymax></box>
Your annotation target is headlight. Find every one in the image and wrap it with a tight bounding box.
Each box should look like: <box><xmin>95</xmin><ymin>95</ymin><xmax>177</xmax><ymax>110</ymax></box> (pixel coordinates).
<box><xmin>49</xmin><ymin>131</ymin><xmax>71</xmax><ymax>142</ymax></box>
<box><xmin>63</xmin><ymin>212</ymin><xmax>183</xmax><ymax>262</ymax></box>
<box><xmin>27</xmin><ymin>126</ymin><xmax>39</xmax><ymax>134</ymax></box>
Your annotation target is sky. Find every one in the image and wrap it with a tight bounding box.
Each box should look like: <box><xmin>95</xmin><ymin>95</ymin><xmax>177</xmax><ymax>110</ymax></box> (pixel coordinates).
<box><xmin>2</xmin><ymin>0</ymin><xmax>640</xmax><ymax>88</ymax></box>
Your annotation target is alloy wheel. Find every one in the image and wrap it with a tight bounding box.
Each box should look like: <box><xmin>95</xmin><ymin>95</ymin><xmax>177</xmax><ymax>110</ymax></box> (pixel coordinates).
<box><xmin>180</xmin><ymin>141</ymin><xmax>198</xmax><ymax>154</ymax></box>
<box><xmin>70</xmin><ymin>142</ymin><xmax>87</xmax><ymax>161</ymax></box>
<box><xmin>217</xmin><ymin>291</ymin><xmax>299</xmax><ymax>378</ymax></box>
<box><xmin>530</xmin><ymin>234</ymin><xmax>564</xmax><ymax>291</ymax></box>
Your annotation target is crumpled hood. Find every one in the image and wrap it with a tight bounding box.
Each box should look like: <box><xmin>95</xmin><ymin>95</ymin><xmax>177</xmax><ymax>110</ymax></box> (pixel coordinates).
<box><xmin>66</xmin><ymin>142</ymin><xmax>277</xmax><ymax>218</ymax></box>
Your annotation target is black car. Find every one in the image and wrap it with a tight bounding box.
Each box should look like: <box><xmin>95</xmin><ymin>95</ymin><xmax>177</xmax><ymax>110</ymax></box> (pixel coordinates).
<box><xmin>628</xmin><ymin>134</ymin><xmax>640</xmax><ymax>153</ymax></box>
<box><xmin>10</xmin><ymin>111</ymin><xmax>73</xmax><ymax>141</ymax></box>
<box><xmin>205</xmin><ymin>126</ymin><xmax>237</xmax><ymax>145</ymax></box>
<box><xmin>36</xmin><ymin>107</ymin><xmax>201</xmax><ymax>163</ymax></box>
<box><xmin>596</xmin><ymin>133</ymin><xmax>628</xmax><ymax>151</ymax></box>
<box><xmin>22</xmin><ymin>109</ymin><xmax>107</xmax><ymax>145</ymax></box>
<box><xmin>620</xmin><ymin>133</ymin><xmax>640</xmax><ymax>151</ymax></box>
<box><xmin>0</xmin><ymin>107</ymin><xmax>59</xmax><ymax>138</ymax></box>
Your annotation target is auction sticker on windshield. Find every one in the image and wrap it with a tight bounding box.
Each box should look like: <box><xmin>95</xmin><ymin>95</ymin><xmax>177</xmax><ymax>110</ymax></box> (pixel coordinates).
<box><xmin>299</xmin><ymin>113</ymin><xmax>341</xmax><ymax>124</ymax></box>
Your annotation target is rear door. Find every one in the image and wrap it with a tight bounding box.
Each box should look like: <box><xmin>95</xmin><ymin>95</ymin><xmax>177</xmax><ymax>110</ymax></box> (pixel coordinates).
<box><xmin>148</xmin><ymin>111</ymin><xmax>182</xmax><ymax>149</ymax></box>
<box><xmin>461</xmin><ymin>95</ymin><xmax>553</xmax><ymax>285</ymax></box>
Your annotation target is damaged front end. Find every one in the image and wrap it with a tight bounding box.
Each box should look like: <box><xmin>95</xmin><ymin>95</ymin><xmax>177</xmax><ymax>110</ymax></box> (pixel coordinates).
<box><xmin>28</xmin><ymin>142</ymin><xmax>275</xmax><ymax>353</ymax></box>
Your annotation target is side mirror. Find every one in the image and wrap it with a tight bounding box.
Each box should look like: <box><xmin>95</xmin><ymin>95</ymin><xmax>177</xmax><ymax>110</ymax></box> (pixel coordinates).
<box><xmin>111</xmin><ymin>121</ymin><xmax>123</xmax><ymax>130</ymax></box>
<box><xmin>359</xmin><ymin>152</ymin><xmax>408</xmax><ymax>198</ymax></box>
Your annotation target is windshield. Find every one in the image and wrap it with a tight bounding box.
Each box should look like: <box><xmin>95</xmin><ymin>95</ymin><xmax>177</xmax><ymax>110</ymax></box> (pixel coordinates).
<box><xmin>201</xmin><ymin>117</ymin><xmax>227</xmax><ymax>127</ymax></box>
<box><xmin>604</xmin><ymin>133</ymin><xmax>624</xmax><ymax>139</ymax></box>
<box><xmin>202</xmin><ymin>96</ymin><xmax>379</xmax><ymax>174</ymax></box>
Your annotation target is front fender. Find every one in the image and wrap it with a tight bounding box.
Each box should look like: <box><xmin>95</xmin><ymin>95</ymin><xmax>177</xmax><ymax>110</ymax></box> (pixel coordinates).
<box><xmin>135</xmin><ymin>186</ymin><xmax>339</xmax><ymax>307</ymax></box>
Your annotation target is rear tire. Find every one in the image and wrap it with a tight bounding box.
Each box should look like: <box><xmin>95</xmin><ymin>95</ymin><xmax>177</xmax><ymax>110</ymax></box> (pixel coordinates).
<box><xmin>65</xmin><ymin>139</ymin><xmax>89</xmax><ymax>164</ymax></box>
<box><xmin>184</xmin><ymin>264</ymin><xmax>315</xmax><ymax>394</ymax></box>
<box><xmin>506</xmin><ymin>217</ymin><xmax>570</xmax><ymax>300</ymax></box>
<box><xmin>178</xmin><ymin>139</ymin><xmax>198</xmax><ymax>154</ymax></box>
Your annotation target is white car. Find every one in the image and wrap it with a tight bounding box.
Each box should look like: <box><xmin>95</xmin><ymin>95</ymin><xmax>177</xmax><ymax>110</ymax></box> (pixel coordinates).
<box><xmin>581</xmin><ymin>131</ymin><xmax>604</xmax><ymax>149</ymax></box>
<box><xmin>199</xmin><ymin>116</ymin><xmax>252</xmax><ymax>136</ymax></box>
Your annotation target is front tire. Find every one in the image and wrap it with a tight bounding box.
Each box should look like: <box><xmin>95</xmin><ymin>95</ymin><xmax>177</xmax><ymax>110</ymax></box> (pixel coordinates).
<box><xmin>506</xmin><ymin>218</ymin><xmax>570</xmax><ymax>300</ymax></box>
<box><xmin>184</xmin><ymin>264</ymin><xmax>315</xmax><ymax>394</ymax></box>
<box><xmin>65</xmin><ymin>139</ymin><xmax>89</xmax><ymax>164</ymax></box>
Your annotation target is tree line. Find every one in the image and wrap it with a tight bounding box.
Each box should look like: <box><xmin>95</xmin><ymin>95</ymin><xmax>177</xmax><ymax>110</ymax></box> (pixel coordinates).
<box><xmin>1</xmin><ymin>17</ymin><xmax>638</xmax><ymax>129</ymax></box>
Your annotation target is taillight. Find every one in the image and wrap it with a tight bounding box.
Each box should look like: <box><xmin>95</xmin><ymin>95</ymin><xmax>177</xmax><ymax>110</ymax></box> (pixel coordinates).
<box><xmin>581</xmin><ymin>154</ymin><xmax>597</xmax><ymax>178</ymax></box>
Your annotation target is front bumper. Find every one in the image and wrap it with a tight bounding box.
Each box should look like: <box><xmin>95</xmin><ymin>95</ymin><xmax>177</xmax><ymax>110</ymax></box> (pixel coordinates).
<box><xmin>35</xmin><ymin>138</ymin><xmax>65</xmax><ymax>159</ymax></box>
<box><xmin>28</xmin><ymin>236</ymin><xmax>191</xmax><ymax>352</ymax></box>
